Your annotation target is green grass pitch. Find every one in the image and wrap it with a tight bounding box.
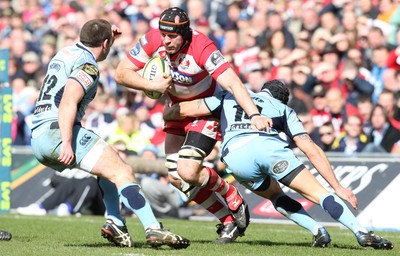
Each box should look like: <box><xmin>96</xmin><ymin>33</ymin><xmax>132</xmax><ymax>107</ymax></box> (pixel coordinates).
<box><xmin>0</xmin><ymin>214</ymin><xmax>399</xmax><ymax>256</ymax></box>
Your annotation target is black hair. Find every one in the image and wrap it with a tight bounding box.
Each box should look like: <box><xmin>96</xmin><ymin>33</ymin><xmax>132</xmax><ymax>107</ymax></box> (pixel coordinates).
<box><xmin>262</xmin><ymin>79</ymin><xmax>290</xmax><ymax>105</ymax></box>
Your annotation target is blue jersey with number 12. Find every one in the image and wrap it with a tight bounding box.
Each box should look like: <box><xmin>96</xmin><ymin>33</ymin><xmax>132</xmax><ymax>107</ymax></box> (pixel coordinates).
<box><xmin>31</xmin><ymin>42</ymin><xmax>100</xmax><ymax>130</ymax></box>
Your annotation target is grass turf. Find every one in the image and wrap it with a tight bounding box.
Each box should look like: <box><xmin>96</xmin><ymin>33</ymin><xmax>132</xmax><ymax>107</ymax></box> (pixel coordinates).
<box><xmin>0</xmin><ymin>214</ymin><xmax>399</xmax><ymax>256</ymax></box>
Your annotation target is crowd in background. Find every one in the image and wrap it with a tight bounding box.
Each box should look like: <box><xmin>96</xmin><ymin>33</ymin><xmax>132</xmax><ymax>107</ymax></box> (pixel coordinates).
<box><xmin>3</xmin><ymin>0</ymin><xmax>400</xmax><ymax>157</ymax></box>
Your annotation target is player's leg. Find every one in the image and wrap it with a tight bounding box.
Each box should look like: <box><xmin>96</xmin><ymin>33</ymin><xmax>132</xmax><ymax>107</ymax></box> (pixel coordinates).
<box><xmin>287</xmin><ymin>168</ymin><xmax>393</xmax><ymax>250</ymax></box>
<box><xmin>251</xmin><ymin>177</ymin><xmax>330</xmax><ymax>247</ymax></box>
<box><xmin>176</xmin><ymin>128</ymin><xmax>249</xmax><ymax>232</ymax></box>
<box><xmin>165</xmin><ymin>133</ymin><xmax>241</xmax><ymax>243</ymax></box>
<box><xmin>73</xmin><ymin>127</ymin><xmax>189</xmax><ymax>249</ymax></box>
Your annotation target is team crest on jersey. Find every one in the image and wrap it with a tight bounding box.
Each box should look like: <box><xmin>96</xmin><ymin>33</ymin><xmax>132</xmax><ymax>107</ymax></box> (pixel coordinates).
<box><xmin>272</xmin><ymin>160</ymin><xmax>288</xmax><ymax>174</ymax></box>
<box><xmin>159</xmin><ymin>51</ymin><xmax>167</xmax><ymax>58</ymax></box>
<box><xmin>130</xmin><ymin>43</ymin><xmax>141</xmax><ymax>56</ymax></box>
<box><xmin>210</xmin><ymin>51</ymin><xmax>224</xmax><ymax>66</ymax></box>
<box><xmin>83</xmin><ymin>63</ymin><xmax>99</xmax><ymax>76</ymax></box>
<box><xmin>178</xmin><ymin>57</ymin><xmax>190</xmax><ymax>70</ymax></box>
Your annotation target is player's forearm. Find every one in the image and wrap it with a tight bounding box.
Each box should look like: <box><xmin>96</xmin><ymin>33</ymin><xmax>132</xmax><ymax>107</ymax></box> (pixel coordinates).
<box><xmin>115</xmin><ymin>67</ymin><xmax>152</xmax><ymax>91</ymax></box>
<box><xmin>295</xmin><ymin>135</ymin><xmax>342</xmax><ymax>190</ymax></box>
<box><xmin>163</xmin><ymin>99</ymin><xmax>210</xmax><ymax>121</ymax></box>
<box><xmin>58</xmin><ymin>102</ymin><xmax>76</xmax><ymax>143</ymax></box>
<box><xmin>309</xmin><ymin>147</ymin><xmax>341</xmax><ymax>190</ymax></box>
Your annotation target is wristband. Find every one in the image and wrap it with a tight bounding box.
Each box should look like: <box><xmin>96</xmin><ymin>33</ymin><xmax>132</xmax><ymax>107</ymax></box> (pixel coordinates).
<box><xmin>249</xmin><ymin>113</ymin><xmax>261</xmax><ymax>120</ymax></box>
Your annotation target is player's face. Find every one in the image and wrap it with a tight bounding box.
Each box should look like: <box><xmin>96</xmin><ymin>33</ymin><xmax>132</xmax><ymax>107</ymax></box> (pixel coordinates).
<box><xmin>161</xmin><ymin>32</ymin><xmax>184</xmax><ymax>54</ymax></box>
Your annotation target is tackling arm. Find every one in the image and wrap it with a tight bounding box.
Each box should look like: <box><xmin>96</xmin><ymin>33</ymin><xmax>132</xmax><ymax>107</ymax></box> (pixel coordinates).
<box><xmin>163</xmin><ymin>98</ymin><xmax>212</xmax><ymax>121</ymax></box>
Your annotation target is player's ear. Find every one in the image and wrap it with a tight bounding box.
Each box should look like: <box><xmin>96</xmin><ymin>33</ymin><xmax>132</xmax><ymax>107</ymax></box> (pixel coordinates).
<box><xmin>102</xmin><ymin>38</ymin><xmax>111</xmax><ymax>49</ymax></box>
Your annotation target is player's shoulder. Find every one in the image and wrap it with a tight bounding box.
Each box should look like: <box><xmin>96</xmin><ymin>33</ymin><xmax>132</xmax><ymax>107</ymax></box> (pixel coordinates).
<box><xmin>138</xmin><ymin>29</ymin><xmax>163</xmax><ymax>52</ymax></box>
<box><xmin>190</xmin><ymin>30</ymin><xmax>215</xmax><ymax>49</ymax></box>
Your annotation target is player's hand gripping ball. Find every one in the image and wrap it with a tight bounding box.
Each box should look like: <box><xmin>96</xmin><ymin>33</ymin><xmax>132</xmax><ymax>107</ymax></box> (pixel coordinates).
<box><xmin>142</xmin><ymin>57</ymin><xmax>171</xmax><ymax>99</ymax></box>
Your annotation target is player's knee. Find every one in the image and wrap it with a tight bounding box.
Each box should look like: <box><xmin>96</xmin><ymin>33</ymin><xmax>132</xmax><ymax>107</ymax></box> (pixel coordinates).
<box><xmin>178</xmin><ymin>145</ymin><xmax>205</xmax><ymax>164</ymax></box>
<box><xmin>274</xmin><ymin>195</ymin><xmax>302</xmax><ymax>213</ymax></box>
<box><xmin>177</xmin><ymin>146</ymin><xmax>205</xmax><ymax>183</ymax></box>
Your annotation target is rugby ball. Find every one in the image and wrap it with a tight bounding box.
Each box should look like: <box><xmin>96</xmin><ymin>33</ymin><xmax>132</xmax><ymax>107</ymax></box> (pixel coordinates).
<box><xmin>142</xmin><ymin>56</ymin><xmax>170</xmax><ymax>99</ymax></box>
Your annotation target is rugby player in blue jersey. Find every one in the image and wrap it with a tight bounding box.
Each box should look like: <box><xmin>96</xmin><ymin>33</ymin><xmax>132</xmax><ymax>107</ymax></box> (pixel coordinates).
<box><xmin>163</xmin><ymin>79</ymin><xmax>394</xmax><ymax>250</ymax></box>
<box><xmin>30</xmin><ymin>19</ymin><xmax>189</xmax><ymax>249</ymax></box>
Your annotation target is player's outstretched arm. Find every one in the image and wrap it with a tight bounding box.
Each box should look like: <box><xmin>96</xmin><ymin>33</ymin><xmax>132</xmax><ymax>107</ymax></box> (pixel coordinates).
<box><xmin>293</xmin><ymin>134</ymin><xmax>358</xmax><ymax>209</ymax></box>
<box><xmin>163</xmin><ymin>99</ymin><xmax>211</xmax><ymax>121</ymax></box>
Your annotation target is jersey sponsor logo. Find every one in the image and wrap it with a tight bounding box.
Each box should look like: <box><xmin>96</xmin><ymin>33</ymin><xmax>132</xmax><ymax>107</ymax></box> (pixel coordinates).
<box><xmin>171</xmin><ymin>70</ymin><xmax>194</xmax><ymax>84</ymax></box>
<box><xmin>83</xmin><ymin>63</ymin><xmax>99</xmax><ymax>76</ymax></box>
<box><xmin>130</xmin><ymin>43</ymin><xmax>141</xmax><ymax>56</ymax></box>
<box><xmin>76</xmin><ymin>70</ymin><xmax>93</xmax><ymax>87</ymax></box>
<box><xmin>79</xmin><ymin>133</ymin><xmax>92</xmax><ymax>146</ymax></box>
<box><xmin>33</xmin><ymin>104</ymin><xmax>52</xmax><ymax>114</ymax></box>
<box><xmin>272</xmin><ymin>160</ymin><xmax>289</xmax><ymax>174</ymax></box>
<box><xmin>230</xmin><ymin>123</ymin><xmax>251</xmax><ymax>130</ymax></box>
<box><xmin>139</xmin><ymin>35</ymin><xmax>148</xmax><ymax>46</ymax></box>
<box><xmin>210</xmin><ymin>51</ymin><xmax>224</xmax><ymax>66</ymax></box>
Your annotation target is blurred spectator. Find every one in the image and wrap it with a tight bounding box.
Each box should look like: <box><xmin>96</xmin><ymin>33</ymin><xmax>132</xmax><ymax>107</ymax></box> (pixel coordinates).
<box><xmin>376</xmin><ymin>0</ymin><xmax>397</xmax><ymax>24</ymax></box>
<box><xmin>19</xmin><ymin>51</ymin><xmax>45</xmax><ymax>89</ymax></box>
<box><xmin>11</xmin><ymin>77</ymin><xmax>38</xmax><ymax>145</ymax></box>
<box><xmin>346</xmin><ymin>47</ymin><xmax>371</xmax><ymax>80</ymax></box>
<box><xmin>135</xmin><ymin>94</ymin><xmax>166</xmax><ymax>150</ymax></box>
<box><xmin>285</xmin><ymin>0</ymin><xmax>304</xmax><ymax>37</ymax></box>
<box><xmin>358</xmin><ymin>0</ymin><xmax>379</xmax><ymax>19</ymax></box>
<box><xmin>320</xmin><ymin>11</ymin><xmax>341</xmax><ymax>35</ymax></box>
<box><xmin>5</xmin><ymin>0</ymin><xmax>400</xmax><ymax>156</ymax></box>
<box><xmin>340</xmin><ymin>60</ymin><xmax>374</xmax><ymax>106</ymax></box>
<box><xmin>378</xmin><ymin>88</ymin><xmax>400</xmax><ymax>130</ymax></box>
<box><xmin>310</xmin><ymin>85</ymin><xmax>331</xmax><ymax>127</ymax></box>
<box><xmin>257</xmin><ymin>47</ymin><xmax>275</xmax><ymax>80</ymax></box>
<box><xmin>244</xmin><ymin>68</ymin><xmax>267</xmax><ymax>93</ymax></box>
<box><xmin>325</xmin><ymin>88</ymin><xmax>361</xmax><ymax>135</ymax></box>
<box><xmin>369</xmin><ymin>45</ymin><xmax>390</xmax><ymax>103</ymax></box>
<box><xmin>363</xmin><ymin>104</ymin><xmax>400</xmax><ymax>153</ymax></box>
<box><xmin>234</xmin><ymin>27</ymin><xmax>260</xmax><ymax>77</ymax></box>
<box><xmin>300</xmin><ymin>6</ymin><xmax>321</xmax><ymax>35</ymax></box>
<box><xmin>331</xmin><ymin>114</ymin><xmax>368</xmax><ymax>154</ymax></box>
<box><xmin>357</xmin><ymin>95</ymin><xmax>374</xmax><ymax>134</ymax></box>
<box><xmin>317</xmin><ymin>121</ymin><xmax>336</xmax><ymax>151</ymax></box>
<box><xmin>107</xmin><ymin>111</ymin><xmax>151</xmax><ymax>154</ymax></box>
<box><xmin>266</xmin><ymin>10</ymin><xmax>296</xmax><ymax>49</ymax></box>
<box><xmin>297</xmin><ymin>111</ymin><xmax>322</xmax><ymax>145</ymax></box>
<box><xmin>83</xmin><ymin>93</ymin><xmax>117</xmax><ymax>140</ymax></box>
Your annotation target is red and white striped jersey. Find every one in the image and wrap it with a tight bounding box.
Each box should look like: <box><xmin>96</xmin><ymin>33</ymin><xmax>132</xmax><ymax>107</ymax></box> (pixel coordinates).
<box><xmin>127</xmin><ymin>29</ymin><xmax>231</xmax><ymax>103</ymax></box>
